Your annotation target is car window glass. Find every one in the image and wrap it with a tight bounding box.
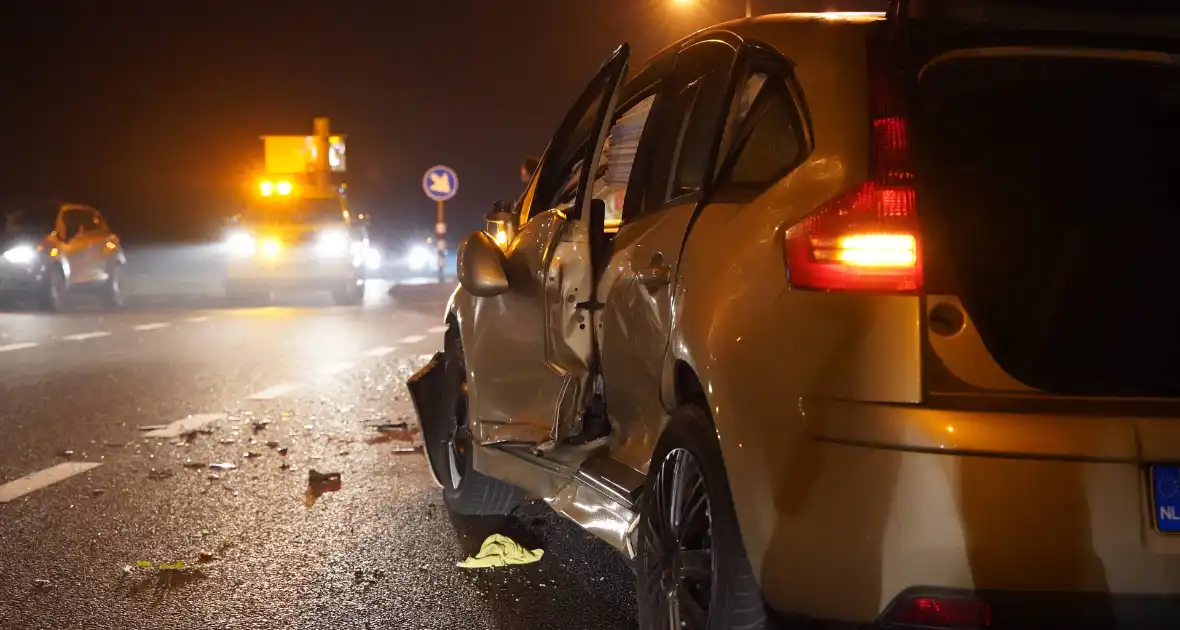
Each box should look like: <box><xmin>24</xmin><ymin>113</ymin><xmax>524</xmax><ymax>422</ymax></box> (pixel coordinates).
<box><xmin>60</xmin><ymin>209</ymin><xmax>90</xmax><ymax>238</ymax></box>
<box><xmin>667</xmin><ymin>49</ymin><xmax>737</xmax><ymax>201</ymax></box>
<box><xmin>723</xmin><ymin>78</ymin><xmax>806</xmax><ymax>190</ymax></box>
<box><xmin>589</xmin><ymin>94</ymin><xmax>656</xmax><ymax>229</ymax></box>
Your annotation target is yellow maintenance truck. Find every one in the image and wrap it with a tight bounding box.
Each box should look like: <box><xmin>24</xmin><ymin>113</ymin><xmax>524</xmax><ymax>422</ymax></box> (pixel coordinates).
<box><xmin>222</xmin><ymin>118</ymin><xmax>367</xmax><ymax>305</ymax></box>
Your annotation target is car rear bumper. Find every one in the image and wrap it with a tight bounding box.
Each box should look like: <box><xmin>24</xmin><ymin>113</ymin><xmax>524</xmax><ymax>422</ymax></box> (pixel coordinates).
<box><xmin>767</xmin><ymin>588</ymin><xmax>1180</xmax><ymax>629</ymax></box>
<box><xmin>732</xmin><ymin>398</ymin><xmax>1180</xmax><ymax>627</ymax></box>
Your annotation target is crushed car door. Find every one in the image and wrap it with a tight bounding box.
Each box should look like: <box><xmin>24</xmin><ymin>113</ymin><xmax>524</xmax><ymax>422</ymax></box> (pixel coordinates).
<box><xmin>462</xmin><ymin>44</ymin><xmax>631</xmax><ymax>447</ymax></box>
<box><xmin>598</xmin><ymin>33</ymin><xmax>748</xmax><ymax>466</ymax></box>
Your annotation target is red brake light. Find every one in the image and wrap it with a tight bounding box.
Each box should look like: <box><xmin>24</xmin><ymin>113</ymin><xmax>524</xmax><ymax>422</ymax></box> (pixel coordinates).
<box><xmin>888</xmin><ymin>596</ymin><xmax>992</xmax><ymax>628</ymax></box>
<box><xmin>784</xmin><ymin>178</ymin><xmax>920</xmax><ymax>292</ymax></box>
<box><xmin>784</xmin><ymin>32</ymin><xmax>921</xmax><ymax>293</ymax></box>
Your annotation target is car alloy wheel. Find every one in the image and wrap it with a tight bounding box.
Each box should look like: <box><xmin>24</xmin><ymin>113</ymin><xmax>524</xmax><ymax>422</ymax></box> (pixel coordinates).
<box><xmin>643</xmin><ymin>447</ymin><xmax>714</xmax><ymax>630</ymax></box>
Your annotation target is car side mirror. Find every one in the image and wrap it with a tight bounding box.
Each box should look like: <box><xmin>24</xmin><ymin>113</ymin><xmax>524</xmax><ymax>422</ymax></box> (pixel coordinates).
<box><xmin>457</xmin><ymin>231</ymin><xmax>510</xmax><ymax>298</ymax></box>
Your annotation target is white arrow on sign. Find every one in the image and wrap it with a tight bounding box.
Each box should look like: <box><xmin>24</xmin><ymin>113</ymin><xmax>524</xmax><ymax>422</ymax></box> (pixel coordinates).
<box><xmin>428</xmin><ymin>172</ymin><xmax>453</xmax><ymax>195</ymax></box>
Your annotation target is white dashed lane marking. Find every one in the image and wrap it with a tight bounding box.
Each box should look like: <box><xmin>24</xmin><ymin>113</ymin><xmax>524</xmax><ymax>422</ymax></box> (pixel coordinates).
<box><xmin>139</xmin><ymin>414</ymin><xmax>222</xmax><ymax>439</ymax></box>
<box><xmin>184</xmin><ymin>316</ymin><xmax>211</xmax><ymax>323</ymax></box>
<box><xmin>365</xmin><ymin>346</ymin><xmax>396</xmax><ymax>358</ymax></box>
<box><xmin>427</xmin><ymin>325</ymin><xmax>448</xmax><ymax>334</ymax></box>
<box><xmin>133</xmin><ymin>322</ymin><xmax>171</xmax><ymax>331</ymax></box>
<box><xmin>397</xmin><ymin>335</ymin><xmax>426</xmax><ymax>344</ymax></box>
<box><xmin>246</xmin><ymin>383</ymin><xmax>299</xmax><ymax>401</ymax></box>
<box><xmin>319</xmin><ymin>361</ymin><xmax>356</xmax><ymax>376</ymax></box>
<box><xmin>62</xmin><ymin>331</ymin><xmax>111</xmax><ymax>341</ymax></box>
<box><xmin>0</xmin><ymin>462</ymin><xmax>102</xmax><ymax>503</ymax></box>
<box><xmin>0</xmin><ymin>342</ymin><xmax>38</xmax><ymax>353</ymax></box>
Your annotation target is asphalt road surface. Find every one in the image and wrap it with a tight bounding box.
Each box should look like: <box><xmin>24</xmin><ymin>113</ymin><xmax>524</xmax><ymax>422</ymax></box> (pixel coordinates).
<box><xmin>0</xmin><ymin>281</ymin><xmax>637</xmax><ymax>630</ymax></box>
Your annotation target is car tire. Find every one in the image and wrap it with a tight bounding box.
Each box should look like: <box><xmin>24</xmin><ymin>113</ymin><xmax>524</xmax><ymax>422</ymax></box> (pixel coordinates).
<box><xmin>636</xmin><ymin>404</ymin><xmax>769</xmax><ymax>630</ymax></box>
<box><xmin>38</xmin><ymin>265</ymin><xmax>66</xmax><ymax>312</ymax></box>
<box><xmin>431</xmin><ymin>329</ymin><xmax>526</xmax><ymax>516</ymax></box>
<box><xmin>100</xmin><ymin>263</ymin><xmax>126</xmax><ymax>309</ymax></box>
<box><xmin>331</xmin><ymin>279</ymin><xmax>364</xmax><ymax>306</ymax></box>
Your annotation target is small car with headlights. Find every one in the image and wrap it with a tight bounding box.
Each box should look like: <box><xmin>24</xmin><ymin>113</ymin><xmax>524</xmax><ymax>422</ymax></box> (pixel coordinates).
<box><xmin>409</xmin><ymin>4</ymin><xmax>1180</xmax><ymax>629</ymax></box>
<box><xmin>222</xmin><ymin>182</ymin><xmax>366</xmax><ymax>306</ymax></box>
<box><xmin>1</xmin><ymin>201</ymin><xmax>126</xmax><ymax>311</ymax></box>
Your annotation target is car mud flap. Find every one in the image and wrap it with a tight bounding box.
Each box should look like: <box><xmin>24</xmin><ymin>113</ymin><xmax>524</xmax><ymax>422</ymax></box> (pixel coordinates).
<box><xmin>407</xmin><ymin>351</ymin><xmax>447</xmax><ymax>489</ymax></box>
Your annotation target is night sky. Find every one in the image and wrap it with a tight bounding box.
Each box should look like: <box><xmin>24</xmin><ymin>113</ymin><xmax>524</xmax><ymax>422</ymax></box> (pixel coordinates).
<box><xmin>2</xmin><ymin>0</ymin><xmax>880</xmax><ymax>244</ymax></box>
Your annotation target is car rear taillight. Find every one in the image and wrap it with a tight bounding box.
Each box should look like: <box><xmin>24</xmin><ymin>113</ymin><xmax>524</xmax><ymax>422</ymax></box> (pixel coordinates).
<box><xmin>886</xmin><ymin>595</ymin><xmax>991</xmax><ymax>628</ymax></box>
<box><xmin>784</xmin><ymin>35</ymin><xmax>921</xmax><ymax>293</ymax></box>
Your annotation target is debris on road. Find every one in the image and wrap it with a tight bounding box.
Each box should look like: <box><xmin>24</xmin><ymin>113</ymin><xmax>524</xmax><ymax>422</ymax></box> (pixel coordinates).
<box><xmin>457</xmin><ymin>534</ymin><xmax>544</xmax><ymax>569</ymax></box>
<box><xmin>59</xmin><ymin>450</ymin><xmax>74</xmax><ymax>457</ymax></box>
<box><xmin>218</xmin><ymin>438</ymin><xmax>237</xmax><ymax>445</ymax></box>
<box><xmin>91</xmin><ymin>489</ymin><xmax>106</xmax><ymax>496</ymax></box>
<box><xmin>308</xmin><ymin>470</ymin><xmax>340</xmax><ymax>484</ymax></box>
<box><xmin>209</xmin><ymin>463</ymin><xmax>237</xmax><ymax>470</ymax></box>
<box><xmin>147</xmin><ymin>469</ymin><xmax>175</xmax><ymax>481</ymax></box>
<box><xmin>243</xmin><ymin>452</ymin><xmax>262</xmax><ymax>459</ymax></box>
<box><xmin>391</xmin><ymin>445</ymin><xmax>423</xmax><ymax>454</ymax></box>
<box><xmin>265</xmin><ymin>440</ymin><xmax>280</xmax><ymax>448</ymax></box>
<box><xmin>278</xmin><ymin>447</ymin><xmax>289</xmax><ymax>456</ymax></box>
<box><xmin>137</xmin><ymin>560</ymin><xmax>185</xmax><ymax>570</ymax></box>
<box><xmin>252</xmin><ymin>419</ymin><xmax>271</xmax><ymax>433</ymax></box>
<box><xmin>137</xmin><ymin>425</ymin><xmax>168</xmax><ymax>431</ymax></box>
<box><xmin>304</xmin><ymin>469</ymin><xmax>342</xmax><ymax>507</ymax></box>
<box><xmin>374</xmin><ymin>422</ymin><xmax>409</xmax><ymax>432</ymax></box>
<box><xmin>197</xmin><ymin>552</ymin><xmax>216</xmax><ymax>563</ymax></box>
<box><xmin>33</xmin><ymin>579</ymin><xmax>51</xmax><ymax>589</ymax></box>
<box><xmin>182</xmin><ymin>461</ymin><xmax>206</xmax><ymax>469</ymax></box>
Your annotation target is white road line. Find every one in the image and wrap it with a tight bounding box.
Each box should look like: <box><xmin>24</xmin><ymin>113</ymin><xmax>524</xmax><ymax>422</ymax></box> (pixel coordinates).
<box><xmin>62</xmin><ymin>331</ymin><xmax>111</xmax><ymax>341</ymax></box>
<box><xmin>139</xmin><ymin>413</ymin><xmax>222</xmax><ymax>438</ymax></box>
<box><xmin>184</xmin><ymin>316</ymin><xmax>211</xmax><ymax>323</ymax></box>
<box><xmin>427</xmin><ymin>325</ymin><xmax>448</xmax><ymax>334</ymax></box>
<box><xmin>246</xmin><ymin>383</ymin><xmax>299</xmax><ymax>401</ymax></box>
<box><xmin>365</xmin><ymin>346</ymin><xmax>396</xmax><ymax>358</ymax></box>
<box><xmin>0</xmin><ymin>462</ymin><xmax>102</xmax><ymax>503</ymax></box>
<box><xmin>133</xmin><ymin>322</ymin><xmax>171</xmax><ymax>331</ymax></box>
<box><xmin>0</xmin><ymin>342</ymin><xmax>38</xmax><ymax>353</ymax></box>
<box><xmin>397</xmin><ymin>334</ymin><xmax>426</xmax><ymax>344</ymax></box>
<box><xmin>319</xmin><ymin>361</ymin><xmax>356</xmax><ymax>376</ymax></box>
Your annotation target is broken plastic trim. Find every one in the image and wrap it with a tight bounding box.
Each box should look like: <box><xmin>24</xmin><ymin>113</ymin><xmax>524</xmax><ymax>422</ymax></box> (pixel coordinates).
<box><xmin>407</xmin><ymin>351</ymin><xmax>447</xmax><ymax>489</ymax></box>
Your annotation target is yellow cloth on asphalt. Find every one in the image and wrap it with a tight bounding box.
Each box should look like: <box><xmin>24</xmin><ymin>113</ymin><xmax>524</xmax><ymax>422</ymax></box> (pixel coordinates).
<box><xmin>457</xmin><ymin>534</ymin><xmax>544</xmax><ymax>568</ymax></box>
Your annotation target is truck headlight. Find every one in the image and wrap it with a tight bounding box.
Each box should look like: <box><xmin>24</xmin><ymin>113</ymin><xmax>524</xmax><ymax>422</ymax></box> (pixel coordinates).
<box><xmin>224</xmin><ymin>231</ymin><xmax>256</xmax><ymax>256</ymax></box>
<box><xmin>315</xmin><ymin>230</ymin><xmax>351</xmax><ymax>258</ymax></box>
<box><xmin>2</xmin><ymin>244</ymin><xmax>37</xmax><ymax>264</ymax></box>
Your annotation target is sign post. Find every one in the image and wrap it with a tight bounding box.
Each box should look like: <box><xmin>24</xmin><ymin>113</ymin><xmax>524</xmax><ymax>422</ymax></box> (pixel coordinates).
<box><xmin>422</xmin><ymin>165</ymin><xmax>458</xmax><ymax>283</ymax></box>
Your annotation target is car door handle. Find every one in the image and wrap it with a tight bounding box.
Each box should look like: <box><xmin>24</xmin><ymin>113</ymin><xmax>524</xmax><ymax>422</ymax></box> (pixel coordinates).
<box><xmin>636</xmin><ymin>265</ymin><xmax>671</xmax><ymax>293</ymax></box>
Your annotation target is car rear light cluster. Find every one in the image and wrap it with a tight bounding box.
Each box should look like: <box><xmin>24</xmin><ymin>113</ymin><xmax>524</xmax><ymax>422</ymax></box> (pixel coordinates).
<box><xmin>886</xmin><ymin>595</ymin><xmax>992</xmax><ymax>628</ymax></box>
<box><xmin>784</xmin><ymin>36</ymin><xmax>922</xmax><ymax>293</ymax></box>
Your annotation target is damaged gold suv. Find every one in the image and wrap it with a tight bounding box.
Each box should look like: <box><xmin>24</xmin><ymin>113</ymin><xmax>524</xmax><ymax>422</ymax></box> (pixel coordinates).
<box><xmin>410</xmin><ymin>3</ymin><xmax>1180</xmax><ymax>628</ymax></box>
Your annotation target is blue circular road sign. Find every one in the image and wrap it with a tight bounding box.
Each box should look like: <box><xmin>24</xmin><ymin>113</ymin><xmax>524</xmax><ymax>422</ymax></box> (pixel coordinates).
<box><xmin>422</xmin><ymin>165</ymin><xmax>459</xmax><ymax>202</ymax></box>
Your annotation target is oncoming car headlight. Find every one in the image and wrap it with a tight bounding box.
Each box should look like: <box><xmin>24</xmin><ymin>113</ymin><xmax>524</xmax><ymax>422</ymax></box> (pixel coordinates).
<box><xmin>2</xmin><ymin>244</ymin><xmax>38</xmax><ymax>264</ymax></box>
<box><xmin>315</xmin><ymin>230</ymin><xmax>351</xmax><ymax>258</ymax></box>
<box><xmin>224</xmin><ymin>231</ymin><xmax>256</xmax><ymax>257</ymax></box>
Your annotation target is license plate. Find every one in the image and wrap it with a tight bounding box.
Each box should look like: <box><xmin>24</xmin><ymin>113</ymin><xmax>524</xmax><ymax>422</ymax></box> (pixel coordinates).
<box><xmin>1150</xmin><ymin>465</ymin><xmax>1180</xmax><ymax>533</ymax></box>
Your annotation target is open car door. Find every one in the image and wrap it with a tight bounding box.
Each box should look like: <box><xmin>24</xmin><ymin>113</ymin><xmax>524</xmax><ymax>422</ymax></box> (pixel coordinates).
<box><xmin>459</xmin><ymin>44</ymin><xmax>631</xmax><ymax>448</ymax></box>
